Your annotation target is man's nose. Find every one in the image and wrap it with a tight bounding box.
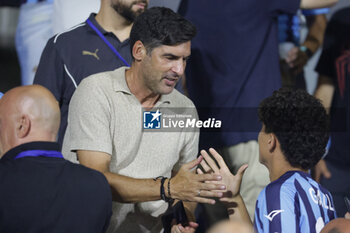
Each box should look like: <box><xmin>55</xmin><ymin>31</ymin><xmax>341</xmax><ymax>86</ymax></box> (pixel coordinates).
<box><xmin>171</xmin><ymin>60</ymin><xmax>185</xmax><ymax>76</ymax></box>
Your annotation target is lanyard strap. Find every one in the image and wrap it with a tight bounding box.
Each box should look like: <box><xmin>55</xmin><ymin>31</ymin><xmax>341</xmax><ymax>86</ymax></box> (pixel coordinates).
<box><xmin>86</xmin><ymin>19</ymin><xmax>130</xmax><ymax>67</ymax></box>
<box><xmin>15</xmin><ymin>150</ymin><xmax>64</xmax><ymax>160</ymax></box>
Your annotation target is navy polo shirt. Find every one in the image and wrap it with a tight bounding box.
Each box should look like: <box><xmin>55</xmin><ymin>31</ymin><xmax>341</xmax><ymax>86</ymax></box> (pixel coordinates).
<box><xmin>34</xmin><ymin>14</ymin><xmax>132</xmax><ymax>146</ymax></box>
<box><xmin>316</xmin><ymin>8</ymin><xmax>350</xmax><ymax>167</ymax></box>
<box><xmin>179</xmin><ymin>0</ymin><xmax>300</xmax><ymax>148</ymax></box>
<box><xmin>0</xmin><ymin>141</ymin><xmax>112</xmax><ymax>233</ymax></box>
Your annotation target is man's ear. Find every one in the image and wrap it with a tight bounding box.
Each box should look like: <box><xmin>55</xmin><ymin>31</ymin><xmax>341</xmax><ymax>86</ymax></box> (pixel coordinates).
<box><xmin>268</xmin><ymin>133</ymin><xmax>277</xmax><ymax>152</ymax></box>
<box><xmin>132</xmin><ymin>40</ymin><xmax>147</xmax><ymax>61</ymax></box>
<box><xmin>17</xmin><ymin>115</ymin><xmax>30</xmax><ymax>138</ymax></box>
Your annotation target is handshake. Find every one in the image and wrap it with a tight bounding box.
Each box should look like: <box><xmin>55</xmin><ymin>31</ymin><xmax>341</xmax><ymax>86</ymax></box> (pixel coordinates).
<box><xmin>171</xmin><ymin>148</ymin><xmax>248</xmax><ymax>205</ymax></box>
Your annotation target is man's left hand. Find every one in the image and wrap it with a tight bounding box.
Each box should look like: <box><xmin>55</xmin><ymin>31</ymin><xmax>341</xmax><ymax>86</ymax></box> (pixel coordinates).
<box><xmin>285</xmin><ymin>46</ymin><xmax>309</xmax><ymax>74</ymax></box>
<box><xmin>171</xmin><ymin>222</ymin><xmax>198</xmax><ymax>233</ymax></box>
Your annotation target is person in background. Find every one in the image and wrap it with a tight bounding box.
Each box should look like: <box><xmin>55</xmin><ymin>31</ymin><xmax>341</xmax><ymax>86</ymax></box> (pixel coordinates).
<box><xmin>0</xmin><ymin>85</ymin><xmax>112</xmax><ymax>233</ymax></box>
<box><xmin>34</xmin><ymin>0</ymin><xmax>149</xmax><ymax>146</ymax></box>
<box><xmin>279</xmin><ymin>9</ymin><xmax>328</xmax><ymax>89</ymax></box>
<box><xmin>0</xmin><ymin>0</ymin><xmax>54</xmax><ymax>85</ymax></box>
<box><xmin>313</xmin><ymin>7</ymin><xmax>350</xmax><ymax>217</ymax></box>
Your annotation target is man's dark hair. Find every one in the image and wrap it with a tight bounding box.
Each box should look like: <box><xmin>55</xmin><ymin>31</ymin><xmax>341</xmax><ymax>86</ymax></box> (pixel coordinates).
<box><xmin>130</xmin><ymin>7</ymin><xmax>197</xmax><ymax>55</ymax></box>
<box><xmin>258</xmin><ymin>88</ymin><xmax>329</xmax><ymax>170</ymax></box>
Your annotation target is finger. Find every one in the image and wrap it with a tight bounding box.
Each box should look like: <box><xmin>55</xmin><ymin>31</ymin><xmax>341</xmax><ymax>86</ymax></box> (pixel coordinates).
<box><xmin>178</xmin><ymin>224</ymin><xmax>185</xmax><ymax>232</ymax></box>
<box><xmin>192</xmin><ymin>196</ymin><xmax>216</xmax><ymax>205</ymax></box>
<box><xmin>199</xmin><ymin>158</ymin><xmax>212</xmax><ymax>173</ymax></box>
<box><xmin>201</xmin><ymin>149</ymin><xmax>220</xmax><ymax>173</ymax></box>
<box><xmin>236</xmin><ymin>164</ymin><xmax>248</xmax><ymax>177</ymax></box>
<box><xmin>197</xmin><ymin>168</ymin><xmax>203</xmax><ymax>174</ymax></box>
<box><xmin>171</xmin><ymin>225</ymin><xmax>180</xmax><ymax>233</ymax></box>
<box><xmin>197</xmin><ymin>173</ymin><xmax>222</xmax><ymax>182</ymax></box>
<box><xmin>196</xmin><ymin>189</ymin><xmax>224</xmax><ymax>198</ymax></box>
<box><xmin>208</xmin><ymin>148</ymin><xmax>229</xmax><ymax>171</ymax></box>
<box><xmin>183</xmin><ymin>156</ymin><xmax>203</xmax><ymax>170</ymax></box>
<box><xmin>188</xmin><ymin>222</ymin><xmax>199</xmax><ymax>228</ymax></box>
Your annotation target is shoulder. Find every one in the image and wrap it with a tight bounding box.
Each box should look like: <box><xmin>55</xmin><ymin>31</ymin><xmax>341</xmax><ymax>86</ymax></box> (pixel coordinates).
<box><xmin>52</xmin><ymin>22</ymin><xmax>87</xmax><ymax>45</ymax></box>
<box><xmin>63</xmin><ymin>160</ymin><xmax>110</xmax><ymax>190</ymax></box>
<box><xmin>76</xmin><ymin>70</ymin><xmax>115</xmax><ymax>94</ymax></box>
<box><xmin>261</xmin><ymin>175</ymin><xmax>297</xmax><ymax>202</ymax></box>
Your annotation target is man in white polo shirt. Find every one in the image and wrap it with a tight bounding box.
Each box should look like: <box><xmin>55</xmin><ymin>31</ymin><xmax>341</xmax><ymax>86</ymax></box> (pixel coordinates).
<box><xmin>62</xmin><ymin>7</ymin><xmax>225</xmax><ymax>233</ymax></box>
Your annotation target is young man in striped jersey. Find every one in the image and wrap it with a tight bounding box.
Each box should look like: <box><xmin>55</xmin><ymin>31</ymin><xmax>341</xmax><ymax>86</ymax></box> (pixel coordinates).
<box><xmin>199</xmin><ymin>88</ymin><xmax>336</xmax><ymax>233</ymax></box>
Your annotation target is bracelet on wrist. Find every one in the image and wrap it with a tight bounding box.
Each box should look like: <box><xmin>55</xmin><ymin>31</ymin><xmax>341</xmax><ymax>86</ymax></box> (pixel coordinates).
<box><xmin>299</xmin><ymin>45</ymin><xmax>313</xmax><ymax>58</ymax></box>
<box><xmin>154</xmin><ymin>176</ymin><xmax>174</xmax><ymax>203</ymax></box>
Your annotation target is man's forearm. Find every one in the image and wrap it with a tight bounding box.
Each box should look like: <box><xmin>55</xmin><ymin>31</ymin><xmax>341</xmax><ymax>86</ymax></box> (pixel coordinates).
<box><xmin>314</xmin><ymin>75</ymin><xmax>335</xmax><ymax>114</ymax></box>
<box><xmin>303</xmin><ymin>14</ymin><xmax>327</xmax><ymax>54</ymax></box>
<box><xmin>226</xmin><ymin>195</ymin><xmax>252</xmax><ymax>225</ymax></box>
<box><xmin>300</xmin><ymin>0</ymin><xmax>338</xmax><ymax>9</ymax></box>
<box><xmin>103</xmin><ymin>171</ymin><xmax>164</xmax><ymax>202</ymax></box>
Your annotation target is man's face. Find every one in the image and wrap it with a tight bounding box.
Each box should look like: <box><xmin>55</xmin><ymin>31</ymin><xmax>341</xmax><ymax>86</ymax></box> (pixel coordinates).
<box><xmin>111</xmin><ymin>0</ymin><xmax>148</xmax><ymax>22</ymax></box>
<box><xmin>140</xmin><ymin>41</ymin><xmax>191</xmax><ymax>95</ymax></box>
<box><xmin>258</xmin><ymin>124</ymin><xmax>269</xmax><ymax>166</ymax></box>
<box><xmin>0</xmin><ymin>98</ymin><xmax>16</xmax><ymax>158</ymax></box>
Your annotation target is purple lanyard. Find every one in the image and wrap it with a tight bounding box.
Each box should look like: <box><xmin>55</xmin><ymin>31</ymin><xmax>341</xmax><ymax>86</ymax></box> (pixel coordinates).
<box><xmin>15</xmin><ymin>150</ymin><xmax>64</xmax><ymax>160</ymax></box>
<box><xmin>86</xmin><ymin>19</ymin><xmax>130</xmax><ymax>67</ymax></box>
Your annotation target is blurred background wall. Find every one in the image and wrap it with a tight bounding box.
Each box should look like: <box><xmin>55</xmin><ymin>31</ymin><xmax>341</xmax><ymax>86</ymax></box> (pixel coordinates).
<box><xmin>1</xmin><ymin>0</ymin><xmax>349</xmax><ymax>94</ymax></box>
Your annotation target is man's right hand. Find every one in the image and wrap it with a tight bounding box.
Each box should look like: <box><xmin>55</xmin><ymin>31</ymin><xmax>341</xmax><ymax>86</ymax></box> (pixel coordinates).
<box><xmin>313</xmin><ymin>159</ymin><xmax>331</xmax><ymax>183</ymax></box>
<box><xmin>170</xmin><ymin>156</ymin><xmax>226</xmax><ymax>204</ymax></box>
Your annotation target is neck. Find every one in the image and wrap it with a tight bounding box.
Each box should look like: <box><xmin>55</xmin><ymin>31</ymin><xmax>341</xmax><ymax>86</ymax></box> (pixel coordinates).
<box><xmin>125</xmin><ymin>68</ymin><xmax>160</xmax><ymax>109</ymax></box>
<box><xmin>95</xmin><ymin>7</ymin><xmax>133</xmax><ymax>42</ymax></box>
<box><xmin>268</xmin><ymin>153</ymin><xmax>306</xmax><ymax>182</ymax></box>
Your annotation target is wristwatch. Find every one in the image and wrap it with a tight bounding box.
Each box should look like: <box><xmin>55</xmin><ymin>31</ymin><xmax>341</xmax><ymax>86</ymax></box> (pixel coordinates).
<box><xmin>299</xmin><ymin>45</ymin><xmax>313</xmax><ymax>58</ymax></box>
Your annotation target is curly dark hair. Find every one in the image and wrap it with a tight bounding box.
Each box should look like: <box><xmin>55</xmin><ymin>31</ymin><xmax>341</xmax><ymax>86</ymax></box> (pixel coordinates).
<box><xmin>130</xmin><ymin>7</ymin><xmax>197</xmax><ymax>55</ymax></box>
<box><xmin>258</xmin><ymin>88</ymin><xmax>329</xmax><ymax>170</ymax></box>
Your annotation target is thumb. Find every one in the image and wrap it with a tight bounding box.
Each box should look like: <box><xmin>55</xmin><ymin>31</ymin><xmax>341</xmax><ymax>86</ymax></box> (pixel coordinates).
<box><xmin>183</xmin><ymin>156</ymin><xmax>203</xmax><ymax>170</ymax></box>
<box><xmin>236</xmin><ymin>164</ymin><xmax>248</xmax><ymax>177</ymax></box>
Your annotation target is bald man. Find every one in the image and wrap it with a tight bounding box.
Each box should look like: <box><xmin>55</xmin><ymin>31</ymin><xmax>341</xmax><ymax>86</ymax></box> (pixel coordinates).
<box><xmin>320</xmin><ymin>218</ymin><xmax>350</xmax><ymax>233</ymax></box>
<box><xmin>206</xmin><ymin>220</ymin><xmax>254</xmax><ymax>233</ymax></box>
<box><xmin>0</xmin><ymin>85</ymin><xmax>112</xmax><ymax>233</ymax></box>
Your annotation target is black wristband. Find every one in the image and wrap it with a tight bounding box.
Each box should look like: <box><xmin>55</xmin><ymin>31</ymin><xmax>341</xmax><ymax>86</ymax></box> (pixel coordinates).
<box><xmin>160</xmin><ymin>177</ymin><xmax>167</xmax><ymax>201</ymax></box>
<box><xmin>155</xmin><ymin>176</ymin><xmax>173</xmax><ymax>203</ymax></box>
<box><xmin>300</xmin><ymin>45</ymin><xmax>313</xmax><ymax>58</ymax></box>
<box><xmin>167</xmin><ymin>178</ymin><xmax>172</xmax><ymax>199</ymax></box>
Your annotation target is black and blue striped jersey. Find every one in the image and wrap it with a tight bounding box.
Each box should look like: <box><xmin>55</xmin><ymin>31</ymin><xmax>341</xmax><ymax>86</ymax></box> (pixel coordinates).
<box><xmin>254</xmin><ymin>171</ymin><xmax>336</xmax><ymax>233</ymax></box>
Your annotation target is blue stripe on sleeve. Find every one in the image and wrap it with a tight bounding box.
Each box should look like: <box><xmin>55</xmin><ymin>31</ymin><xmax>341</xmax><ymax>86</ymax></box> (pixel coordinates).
<box><xmin>294</xmin><ymin>179</ymin><xmax>317</xmax><ymax>233</ymax></box>
<box><xmin>280</xmin><ymin>176</ymin><xmax>298</xmax><ymax>233</ymax></box>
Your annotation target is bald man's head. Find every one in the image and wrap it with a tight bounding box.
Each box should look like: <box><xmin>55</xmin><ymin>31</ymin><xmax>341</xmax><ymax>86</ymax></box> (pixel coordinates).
<box><xmin>0</xmin><ymin>85</ymin><xmax>60</xmax><ymax>157</ymax></box>
<box><xmin>207</xmin><ymin>220</ymin><xmax>254</xmax><ymax>233</ymax></box>
<box><xmin>321</xmin><ymin>218</ymin><xmax>350</xmax><ymax>233</ymax></box>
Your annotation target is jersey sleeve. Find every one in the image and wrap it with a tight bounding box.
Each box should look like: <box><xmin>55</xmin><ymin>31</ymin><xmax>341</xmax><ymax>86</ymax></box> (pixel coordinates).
<box><xmin>34</xmin><ymin>37</ymin><xmax>65</xmax><ymax>105</ymax></box>
<box><xmin>255</xmin><ymin>185</ymin><xmax>298</xmax><ymax>233</ymax></box>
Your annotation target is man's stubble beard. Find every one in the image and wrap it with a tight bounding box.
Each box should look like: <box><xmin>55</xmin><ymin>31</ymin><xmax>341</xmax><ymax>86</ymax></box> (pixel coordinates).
<box><xmin>111</xmin><ymin>0</ymin><xmax>148</xmax><ymax>22</ymax></box>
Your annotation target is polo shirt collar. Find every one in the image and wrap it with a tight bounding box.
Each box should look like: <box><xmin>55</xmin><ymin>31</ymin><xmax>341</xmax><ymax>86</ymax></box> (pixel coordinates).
<box><xmin>86</xmin><ymin>13</ymin><xmax>109</xmax><ymax>35</ymax></box>
<box><xmin>113</xmin><ymin>66</ymin><xmax>172</xmax><ymax>105</ymax></box>
<box><xmin>1</xmin><ymin>141</ymin><xmax>61</xmax><ymax>161</ymax></box>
